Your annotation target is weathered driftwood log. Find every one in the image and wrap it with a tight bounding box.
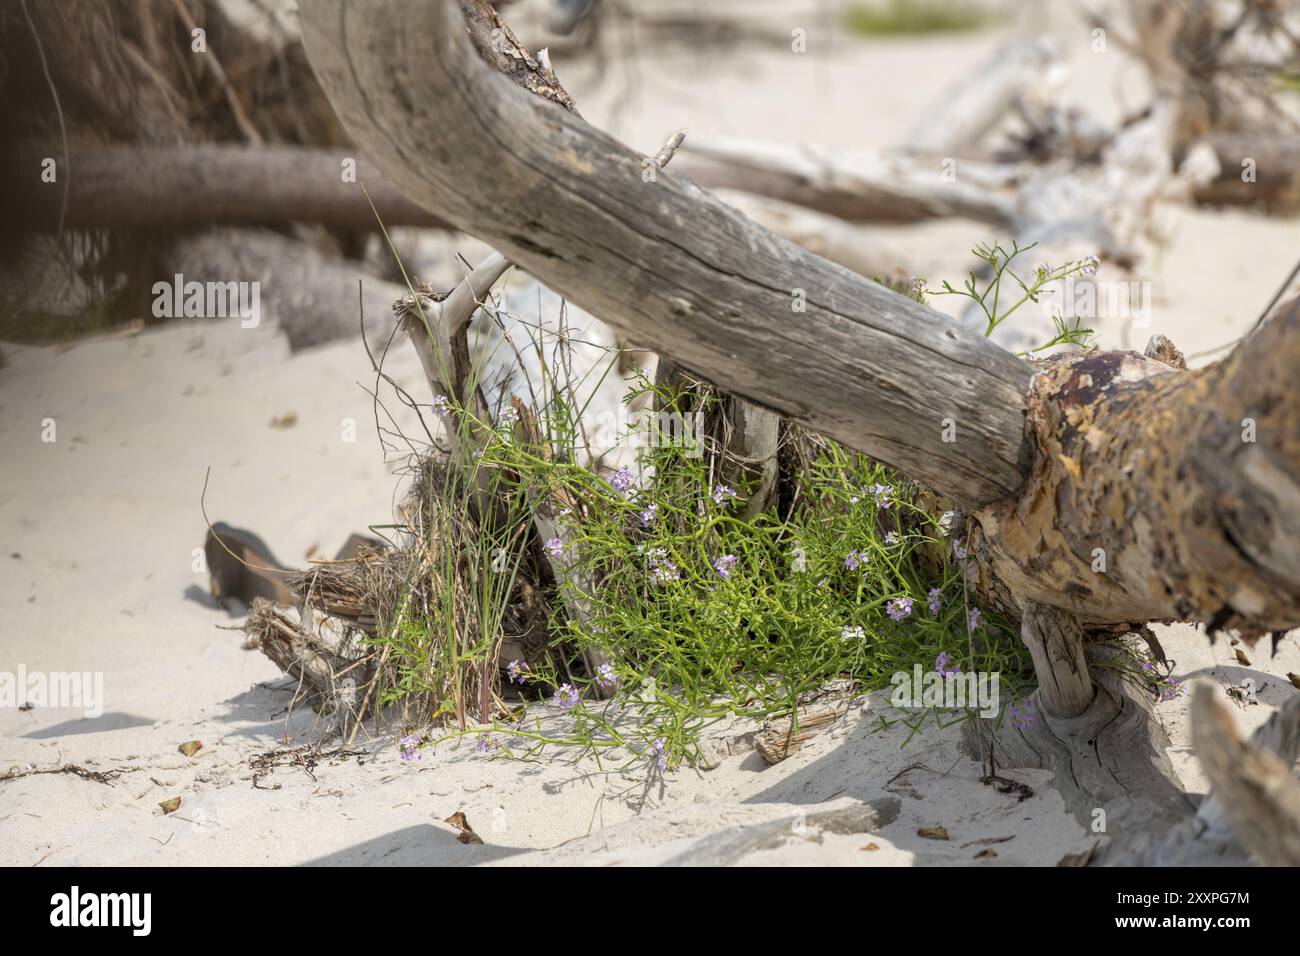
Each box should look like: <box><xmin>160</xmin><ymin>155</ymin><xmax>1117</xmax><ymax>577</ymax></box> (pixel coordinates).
<box><xmin>7</xmin><ymin>145</ymin><xmax>454</xmax><ymax>233</ymax></box>
<box><xmin>299</xmin><ymin>0</ymin><xmax>1300</xmax><ymax>861</ymax></box>
<box><xmin>675</xmin><ymin>137</ymin><xmax>1016</xmax><ymax>226</ymax></box>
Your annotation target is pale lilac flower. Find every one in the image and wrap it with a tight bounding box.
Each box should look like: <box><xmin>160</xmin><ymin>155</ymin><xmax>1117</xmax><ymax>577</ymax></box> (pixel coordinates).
<box><xmin>399</xmin><ymin>733</ymin><xmax>422</xmax><ymax>762</ymax></box>
<box><xmin>713</xmin><ymin>554</ymin><xmax>739</xmax><ymax>579</ymax></box>
<box><xmin>952</xmin><ymin>539</ymin><xmax>968</xmax><ymax>561</ymax></box>
<box><xmin>639</xmin><ymin>502</ymin><xmax>657</xmax><ymax>528</ymax></box>
<box><xmin>927</xmin><ymin>587</ymin><xmax>942</xmax><ymax>615</ymax></box>
<box><xmin>610</xmin><ymin>466</ymin><xmax>633</xmax><ymax>494</ymax></box>
<box><xmin>431</xmin><ymin>394</ymin><xmax>450</xmax><ymax>415</ymax></box>
<box><xmin>935</xmin><ymin>651</ymin><xmax>960</xmax><ymax>677</ymax></box>
<box><xmin>1009</xmin><ymin>697</ymin><xmax>1036</xmax><ymax>730</ymax></box>
<box><xmin>507</xmin><ymin>659</ymin><xmax>528</xmax><ymax>685</ymax></box>
<box><xmin>967</xmin><ymin>607</ymin><xmax>982</xmax><ymax>632</ymax></box>
<box><xmin>887</xmin><ymin>597</ymin><xmax>913</xmax><ymax>621</ymax></box>
<box><xmin>554</xmin><ymin>683</ymin><xmax>580</xmax><ymax>710</ymax></box>
<box><xmin>476</xmin><ymin>734</ymin><xmax>493</xmax><ymax>753</ymax></box>
<box><xmin>1160</xmin><ymin>681</ymin><xmax>1185</xmax><ymax>702</ymax></box>
<box><xmin>596</xmin><ymin>662</ymin><xmax>618</xmax><ymax>689</ymax></box>
<box><xmin>498</xmin><ymin>404</ymin><xmax>519</xmax><ymax>424</ymax></box>
<box><xmin>884</xmin><ymin>531</ymin><xmax>900</xmax><ymax>546</ymax></box>
<box><xmin>841</xmin><ymin>624</ymin><xmax>865</xmax><ymax>643</ymax></box>
<box><xmin>712</xmin><ymin>484</ymin><xmax>737</xmax><ymax>506</ymax></box>
<box><xmin>645</xmin><ymin>546</ymin><xmax>680</xmax><ymax>583</ymax></box>
<box><xmin>845</xmin><ymin>550</ymin><xmax>864</xmax><ymax>571</ymax></box>
<box><xmin>867</xmin><ymin>483</ymin><xmax>894</xmax><ymax>509</ymax></box>
<box><xmin>544</xmin><ymin>537</ymin><xmax>564</xmax><ymax>558</ymax></box>
<box><xmin>907</xmin><ymin>276</ymin><xmax>926</xmax><ymax>299</ymax></box>
<box><xmin>649</xmin><ymin>737</ymin><xmax>668</xmax><ymax>772</ymax></box>
<box><xmin>1080</xmin><ymin>255</ymin><xmax>1100</xmax><ymax>277</ymax></box>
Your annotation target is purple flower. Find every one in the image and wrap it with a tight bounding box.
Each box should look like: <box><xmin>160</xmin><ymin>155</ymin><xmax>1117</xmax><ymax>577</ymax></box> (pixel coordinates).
<box><xmin>952</xmin><ymin>539</ymin><xmax>969</xmax><ymax>561</ymax></box>
<box><xmin>497</xmin><ymin>404</ymin><xmax>519</xmax><ymax>424</ymax></box>
<box><xmin>1080</xmin><ymin>255</ymin><xmax>1100</xmax><ymax>277</ymax></box>
<box><xmin>639</xmin><ymin>503</ymin><xmax>657</xmax><ymax>528</ymax></box>
<box><xmin>927</xmin><ymin>587</ymin><xmax>942</xmax><ymax>615</ymax></box>
<box><xmin>507</xmin><ymin>659</ymin><xmax>528</xmax><ymax>685</ymax></box>
<box><xmin>610</xmin><ymin>466</ymin><xmax>633</xmax><ymax>494</ymax></box>
<box><xmin>713</xmin><ymin>554</ymin><xmax>739</xmax><ymax>579</ymax></box>
<box><xmin>867</xmin><ymin>483</ymin><xmax>893</xmax><ymax>509</ymax></box>
<box><xmin>712</xmin><ymin>484</ymin><xmax>737</xmax><ymax>506</ymax></box>
<box><xmin>967</xmin><ymin>607</ymin><xmax>982</xmax><ymax>632</ymax></box>
<box><xmin>649</xmin><ymin>737</ymin><xmax>668</xmax><ymax>772</ymax></box>
<box><xmin>399</xmin><ymin>733</ymin><xmax>422</xmax><ymax>762</ymax></box>
<box><xmin>884</xmin><ymin>531</ymin><xmax>900</xmax><ymax>546</ymax></box>
<box><xmin>907</xmin><ymin>276</ymin><xmax>926</xmax><ymax>299</ymax></box>
<box><xmin>554</xmin><ymin>683</ymin><xmax>580</xmax><ymax>710</ymax></box>
<box><xmin>845</xmin><ymin>550</ymin><xmax>864</xmax><ymax>571</ymax></box>
<box><xmin>645</xmin><ymin>547</ymin><xmax>680</xmax><ymax>583</ymax></box>
<box><xmin>1009</xmin><ymin>697</ymin><xmax>1036</xmax><ymax>730</ymax></box>
<box><xmin>886</xmin><ymin>597</ymin><xmax>913</xmax><ymax>621</ymax></box>
<box><xmin>935</xmin><ymin>651</ymin><xmax>960</xmax><ymax>677</ymax></box>
<box><xmin>431</xmin><ymin>394</ymin><xmax>450</xmax><ymax>415</ymax></box>
<box><xmin>595</xmin><ymin>662</ymin><xmax>617</xmax><ymax>689</ymax></box>
<box><xmin>544</xmin><ymin>537</ymin><xmax>564</xmax><ymax>558</ymax></box>
<box><xmin>1160</xmin><ymin>680</ymin><xmax>1185</xmax><ymax>702</ymax></box>
<box><xmin>476</xmin><ymin>734</ymin><xmax>493</xmax><ymax>753</ymax></box>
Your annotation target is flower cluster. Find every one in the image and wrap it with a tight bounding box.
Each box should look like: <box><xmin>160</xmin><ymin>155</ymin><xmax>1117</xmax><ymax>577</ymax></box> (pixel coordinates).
<box><xmin>610</xmin><ymin>466</ymin><xmax>633</xmax><ymax>494</ymax></box>
<box><xmin>544</xmin><ymin>537</ymin><xmax>565</xmax><ymax>558</ymax></box>
<box><xmin>865</xmin><ymin>483</ymin><xmax>893</xmax><ymax>509</ymax></box>
<box><xmin>507</xmin><ymin>659</ymin><xmax>529</xmax><ymax>685</ymax></box>
<box><xmin>554</xmin><ymin>683</ymin><xmax>580</xmax><ymax>710</ymax></box>
<box><xmin>1008</xmin><ymin>697</ymin><xmax>1036</xmax><ymax>730</ymax></box>
<box><xmin>649</xmin><ymin>737</ymin><xmax>668</xmax><ymax>772</ymax></box>
<box><xmin>841</xmin><ymin>624</ymin><xmax>865</xmax><ymax>643</ymax></box>
<box><xmin>713</xmin><ymin>554</ymin><xmax>739</xmax><ymax>579</ymax></box>
<box><xmin>643</xmin><ymin>546</ymin><xmax>681</xmax><ymax>583</ymax></box>
<box><xmin>639</xmin><ymin>502</ymin><xmax>657</xmax><ymax>528</ymax></box>
<box><xmin>596</xmin><ymin>662</ymin><xmax>618</xmax><ymax>689</ymax></box>
<box><xmin>711</xmin><ymin>484</ymin><xmax>738</xmax><ymax>506</ymax></box>
<box><xmin>431</xmin><ymin>394</ymin><xmax>450</xmax><ymax>416</ymax></box>
<box><xmin>935</xmin><ymin>651</ymin><xmax>960</xmax><ymax>677</ymax></box>
<box><xmin>399</xmin><ymin>733</ymin><xmax>422</xmax><ymax>762</ymax></box>
<box><xmin>927</xmin><ymin>587</ymin><xmax>942</xmax><ymax>615</ymax></box>
<box><xmin>886</xmin><ymin>596</ymin><xmax>913</xmax><ymax>621</ymax></box>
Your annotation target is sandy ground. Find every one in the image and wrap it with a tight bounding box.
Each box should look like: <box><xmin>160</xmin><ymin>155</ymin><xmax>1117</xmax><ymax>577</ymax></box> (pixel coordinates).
<box><xmin>3</xmin><ymin>2</ymin><xmax>1300</xmax><ymax>866</ymax></box>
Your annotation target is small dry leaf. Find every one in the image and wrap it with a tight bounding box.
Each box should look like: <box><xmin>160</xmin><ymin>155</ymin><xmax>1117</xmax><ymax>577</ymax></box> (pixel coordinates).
<box><xmin>269</xmin><ymin>412</ymin><xmax>298</xmax><ymax>430</ymax></box>
<box><xmin>861</xmin><ymin>842</ymin><xmax>880</xmax><ymax>852</ymax></box>
<box><xmin>917</xmin><ymin>826</ymin><xmax>949</xmax><ymax>841</ymax></box>
<box><xmin>974</xmin><ymin>849</ymin><xmax>997</xmax><ymax>859</ymax></box>
<box><xmin>1056</xmin><ymin>844</ymin><xmax>1096</xmax><ymax>867</ymax></box>
<box><xmin>159</xmin><ymin>797</ymin><xmax>181</xmax><ymax>815</ymax></box>
<box><xmin>1287</xmin><ymin>673</ymin><xmax>1300</xmax><ymax>690</ymax></box>
<box><xmin>444</xmin><ymin>811</ymin><xmax>484</xmax><ymax>845</ymax></box>
<box><xmin>1234</xmin><ymin>648</ymin><xmax>1252</xmax><ymax>666</ymax></box>
<box><xmin>178</xmin><ymin>740</ymin><xmax>202</xmax><ymax>758</ymax></box>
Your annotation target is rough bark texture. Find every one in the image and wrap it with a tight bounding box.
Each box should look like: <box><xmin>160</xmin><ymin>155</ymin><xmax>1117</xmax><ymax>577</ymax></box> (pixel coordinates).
<box><xmin>8</xmin><ymin>145</ymin><xmax>454</xmax><ymax>232</ymax></box>
<box><xmin>972</xmin><ymin>304</ymin><xmax>1300</xmax><ymax>638</ymax></box>
<box><xmin>299</xmin><ymin>0</ymin><xmax>1035</xmax><ymax>511</ymax></box>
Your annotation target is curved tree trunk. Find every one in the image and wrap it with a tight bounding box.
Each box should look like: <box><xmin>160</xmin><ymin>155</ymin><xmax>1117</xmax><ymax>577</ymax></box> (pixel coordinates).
<box><xmin>297</xmin><ymin>0</ymin><xmax>1300</xmax><ymax>863</ymax></box>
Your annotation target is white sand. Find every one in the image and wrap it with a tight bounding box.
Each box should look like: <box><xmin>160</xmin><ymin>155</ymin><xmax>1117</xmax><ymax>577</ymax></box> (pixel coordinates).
<box><xmin>3</xmin><ymin>4</ymin><xmax>1298</xmax><ymax>865</ymax></box>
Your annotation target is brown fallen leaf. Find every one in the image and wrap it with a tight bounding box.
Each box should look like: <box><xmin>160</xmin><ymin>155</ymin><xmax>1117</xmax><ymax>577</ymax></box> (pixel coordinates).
<box><xmin>444</xmin><ymin>810</ymin><xmax>484</xmax><ymax>845</ymax></box>
<box><xmin>1234</xmin><ymin>648</ymin><xmax>1252</xmax><ymax>666</ymax></box>
<box><xmin>861</xmin><ymin>842</ymin><xmax>880</xmax><ymax>852</ymax></box>
<box><xmin>159</xmin><ymin>797</ymin><xmax>181</xmax><ymax>815</ymax></box>
<box><xmin>974</xmin><ymin>849</ymin><xmax>997</xmax><ymax>859</ymax></box>
<box><xmin>178</xmin><ymin>741</ymin><xmax>202</xmax><ymax>758</ymax></box>
<box><xmin>1056</xmin><ymin>843</ymin><xmax>1097</xmax><ymax>867</ymax></box>
<box><xmin>917</xmin><ymin>825</ymin><xmax>949</xmax><ymax>840</ymax></box>
<box><xmin>1287</xmin><ymin>673</ymin><xmax>1300</xmax><ymax>690</ymax></box>
<box><xmin>269</xmin><ymin>412</ymin><xmax>298</xmax><ymax>430</ymax></box>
